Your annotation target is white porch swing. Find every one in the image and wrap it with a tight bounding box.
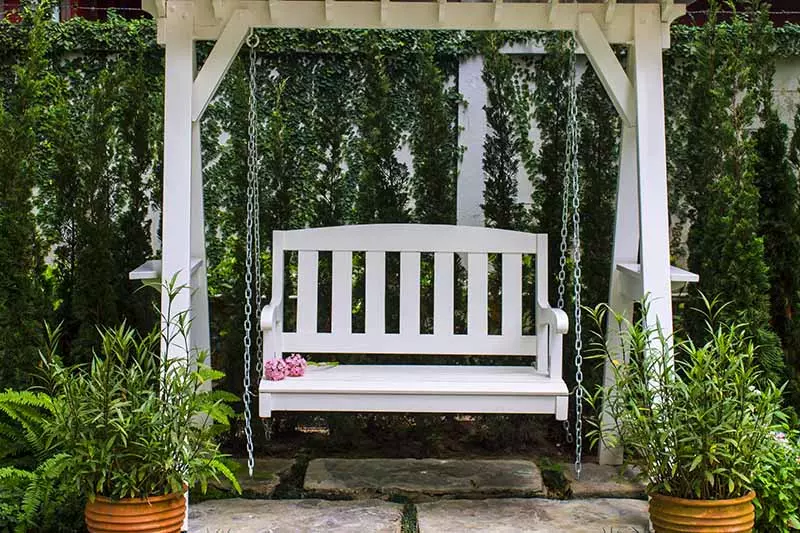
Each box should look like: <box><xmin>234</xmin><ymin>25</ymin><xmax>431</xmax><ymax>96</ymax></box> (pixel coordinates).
<box><xmin>239</xmin><ymin>28</ymin><xmax>582</xmax><ymax>478</ymax></box>
<box><xmin>137</xmin><ymin>0</ymin><xmax>698</xmax><ymax>488</ymax></box>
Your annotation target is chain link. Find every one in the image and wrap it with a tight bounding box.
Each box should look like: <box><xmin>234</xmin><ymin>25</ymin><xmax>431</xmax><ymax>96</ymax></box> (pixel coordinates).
<box><xmin>242</xmin><ymin>29</ymin><xmax>260</xmax><ymax>479</ymax></box>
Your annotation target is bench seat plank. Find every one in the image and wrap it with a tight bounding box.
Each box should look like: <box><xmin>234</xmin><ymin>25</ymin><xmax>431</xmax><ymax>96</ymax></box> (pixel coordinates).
<box><xmin>259</xmin><ymin>365</ymin><xmax>568</xmax><ymax>417</ymax></box>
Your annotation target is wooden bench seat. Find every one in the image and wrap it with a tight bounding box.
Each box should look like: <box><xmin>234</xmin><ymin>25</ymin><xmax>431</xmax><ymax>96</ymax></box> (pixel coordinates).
<box><xmin>259</xmin><ymin>224</ymin><xmax>569</xmax><ymax>420</ymax></box>
<box><xmin>259</xmin><ymin>364</ymin><xmax>569</xmax><ymax>416</ymax></box>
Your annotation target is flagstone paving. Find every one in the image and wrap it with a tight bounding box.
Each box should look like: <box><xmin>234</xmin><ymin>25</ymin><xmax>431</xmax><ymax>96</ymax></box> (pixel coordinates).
<box><xmin>188</xmin><ymin>498</ymin><xmax>404</xmax><ymax>533</ymax></box>
<box><xmin>416</xmin><ymin>498</ymin><xmax>650</xmax><ymax>533</ymax></box>
<box><xmin>211</xmin><ymin>458</ymin><xmax>295</xmax><ymax>498</ymax></box>
<box><xmin>304</xmin><ymin>458</ymin><xmax>544</xmax><ymax>501</ymax></box>
<box><xmin>562</xmin><ymin>461</ymin><xmax>646</xmax><ymax>499</ymax></box>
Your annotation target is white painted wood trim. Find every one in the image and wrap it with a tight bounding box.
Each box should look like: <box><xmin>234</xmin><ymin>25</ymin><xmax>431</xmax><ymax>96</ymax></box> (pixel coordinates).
<box><xmin>297</xmin><ymin>251</ymin><xmax>319</xmax><ymax>334</ymax></box>
<box><xmin>400</xmin><ymin>252</ymin><xmax>421</xmax><ymax>335</ymax></box>
<box><xmin>129</xmin><ymin>258</ymin><xmax>204</xmax><ymax>280</ymax></box>
<box><xmin>502</xmin><ymin>254</ymin><xmax>522</xmax><ymax>338</ymax></box>
<box><xmin>260</xmin><ymin>365</ymin><xmax>559</xmax><ymax>394</ymax></box>
<box><xmin>599</xmin><ymin>124</ymin><xmax>639</xmax><ymax>466</ymax></box>
<box><xmin>632</xmin><ymin>4</ymin><xmax>674</xmax><ymax>342</ymax></box>
<box><xmin>263</xmin><ymin>392</ymin><xmax>567</xmax><ymax>417</ymax></box>
<box><xmin>576</xmin><ymin>13</ymin><xmax>636</xmax><ymax>127</ymax></box>
<box><xmin>365</xmin><ymin>252</ymin><xmax>386</xmax><ymax>335</ymax></box>
<box><xmin>433</xmin><ymin>252</ymin><xmax>455</xmax><ymax>336</ymax></box>
<box><xmin>160</xmin><ymin>4</ymin><xmax>195</xmax><ymax>363</ymax></box>
<box><xmin>276</xmin><ymin>225</ymin><xmax>540</xmax><ymax>254</ymax></box>
<box><xmin>331</xmin><ymin>251</ymin><xmax>353</xmax><ymax>335</ymax></box>
<box><xmin>191</xmin><ymin>9</ymin><xmax>250</xmax><ymax>122</ymax></box>
<box><xmin>183</xmin><ymin>2</ymin><xmax>671</xmax><ymax>45</ymax></box>
<box><xmin>467</xmin><ymin>253</ymin><xmax>489</xmax><ymax>337</ymax></box>
<box><xmin>280</xmin><ymin>332</ymin><xmax>538</xmax><ymax>356</ymax></box>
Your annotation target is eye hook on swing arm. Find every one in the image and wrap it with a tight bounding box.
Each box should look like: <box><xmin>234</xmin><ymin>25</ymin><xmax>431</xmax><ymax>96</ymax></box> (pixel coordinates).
<box><xmin>246</xmin><ymin>27</ymin><xmax>260</xmax><ymax>49</ymax></box>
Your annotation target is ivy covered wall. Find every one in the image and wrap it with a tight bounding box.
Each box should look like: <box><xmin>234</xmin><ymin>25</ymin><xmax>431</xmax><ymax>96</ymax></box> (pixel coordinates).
<box><xmin>2</xmin><ymin>7</ymin><xmax>800</xmax><ymax>440</ymax></box>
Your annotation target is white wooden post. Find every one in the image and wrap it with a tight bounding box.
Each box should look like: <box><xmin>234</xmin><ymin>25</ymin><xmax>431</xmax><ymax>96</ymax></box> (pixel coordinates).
<box><xmin>160</xmin><ymin>2</ymin><xmax>196</xmax><ymax>527</ymax></box>
<box><xmin>598</xmin><ymin>124</ymin><xmax>639</xmax><ymax>466</ymax></box>
<box><xmin>632</xmin><ymin>4</ymin><xmax>673</xmax><ymax>343</ymax></box>
<box><xmin>161</xmin><ymin>0</ymin><xmax>196</xmax><ymax>361</ymax></box>
<box><xmin>190</xmin><ymin>115</ymin><xmax>211</xmax><ymax>384</ymax></box>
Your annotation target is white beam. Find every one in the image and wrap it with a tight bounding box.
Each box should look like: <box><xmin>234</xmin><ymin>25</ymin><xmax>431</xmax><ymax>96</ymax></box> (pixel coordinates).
<box><xmin>161</xmin><ymin>1</ymin><xmax>195</xmax><ymax>360</ymax></box>
<box><xmin>438</xmin><ymin>0</ymin><xmax>445</xmax><ymax>23</ymax></box>
<box><xmin>599</xmin><ymin>124</ymin><xmax>639</xmax><ymax>466</ymax></box>
<box><xmin>192</xmin><ymin>3</ymin><xmax>659</xmax><ymax>44</ymax></box>
<box><xmin>632</xmin><ymin>4</ymin><xmax>673</xmax><ymax>344</ymax></box>
<box><xmin>191</xmin><ymin>9</ymin><xmax>250</xmax><ymax>122</ymax></box>
<box><xmin>576</xmin><ymin>13</ymin><xmax>636</xmax><ymax>127</ymax></box>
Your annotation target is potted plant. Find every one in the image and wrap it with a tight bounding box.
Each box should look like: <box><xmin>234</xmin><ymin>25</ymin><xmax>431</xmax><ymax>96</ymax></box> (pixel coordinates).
<box><xmin>587</xmin><ymin>300</ymin><xmax>784</xmax><ymax>533</ymax></box>
<box><xmin>38</xmin><ymin>287</ymin><xmax>240</xmax><ymax>533</ymax></box>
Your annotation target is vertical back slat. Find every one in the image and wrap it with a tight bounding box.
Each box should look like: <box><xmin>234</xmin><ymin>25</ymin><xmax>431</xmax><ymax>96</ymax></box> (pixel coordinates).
<box><xmin>400</xmin><ymin>252</ymin><xmax>421</xmax><ymax>335</ymax></box>
<box><xmin>467</xmin><ymin>253</ymin><xmax>489</xmax><ymax>336</ymax></box>
<box><xmin>502</xmin><ymin>253</ymin><xmax>523</xmax><ymax>337</ymax></box>
<box><xmin>297</xmin><ymin>251</ymin><xmax>319</xmax><ymax>334</ymax></box>
<box><xmin>365</xmin><ymin>251</ymin><xmax>386</xmax><ymax>335</ymax></box>
<box><xmin>331</xmin><ymin>251</ymin><xmax>353</xmax><ymax>335</ymax></box>
<box><xmin>434</xmin><ymin>252</ymin><xmax>454</xmax><ymax>336</ymax></box>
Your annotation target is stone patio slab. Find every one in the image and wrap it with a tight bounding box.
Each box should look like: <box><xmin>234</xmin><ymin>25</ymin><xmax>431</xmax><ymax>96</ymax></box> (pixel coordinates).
<box><xmin>416</xmin><ymin>498</ymin><xmax>650</xmax><ymax>533</ymax></box>
<box><xmin>188</xmin><ymin>498</ymin><xmax>403</xmax><ymax>533</ymax></box>
<box><xmin>304</xmin><ymin>458</ymin><xmax>544</xmax><ymax>501</ymax></box>
<box><xmin>211</xmin><ymin>457</ymin><xmax>295</xmax><ymax>498</ymax></box>
<box><xmin>563</xmin><ymin>462</ymin><xmax>646</xmax><ymax>499</ymax></box>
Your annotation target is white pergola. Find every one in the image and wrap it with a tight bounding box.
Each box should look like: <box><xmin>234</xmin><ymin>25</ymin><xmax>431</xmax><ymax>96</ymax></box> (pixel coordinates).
<box><xmin>138</xmin><ymin>0</ymin><xmax>694</xmax><ymax>466</ymax></box>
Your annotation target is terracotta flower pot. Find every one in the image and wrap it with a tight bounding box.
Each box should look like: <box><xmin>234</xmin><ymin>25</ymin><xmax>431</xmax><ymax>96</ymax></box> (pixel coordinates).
<box><xmin>85</xmin><ymin>491</ymin><xmax>185</xmax><ymax>533</ymax></box>
<box><xmin>649</xmin><ymin>490</ymin><xmax>756</xmax><ymax>533</ymax></box>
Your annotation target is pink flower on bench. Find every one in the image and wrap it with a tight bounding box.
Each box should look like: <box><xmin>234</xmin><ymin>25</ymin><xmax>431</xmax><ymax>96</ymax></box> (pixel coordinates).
<box><xmin>285</xmin><ymin>353</ymin><xmax>307</xmax><ymax>377</ymax></box>
<box><xmin>264</xmin><ymin>358</ymin><xmax>288</xmax><ymax>381</ymax></box>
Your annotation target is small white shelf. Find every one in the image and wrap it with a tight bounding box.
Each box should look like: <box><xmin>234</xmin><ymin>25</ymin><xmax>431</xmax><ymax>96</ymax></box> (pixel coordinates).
<box><xmin>616</xmin><ymin>263</ymin><xmax>698</xmax><ymax>300</ymax></box>
<box><xmin>129</xmin><ymin>258</ymin><xmax>204</xmax><ymax>281</ymax></box>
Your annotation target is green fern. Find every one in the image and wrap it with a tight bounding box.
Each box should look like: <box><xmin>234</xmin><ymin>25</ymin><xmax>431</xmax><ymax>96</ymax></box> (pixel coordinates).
<box><xmin>0</xmin><ymin>391</ymin><xmax>84</xmax><ymax>531</ymax></box>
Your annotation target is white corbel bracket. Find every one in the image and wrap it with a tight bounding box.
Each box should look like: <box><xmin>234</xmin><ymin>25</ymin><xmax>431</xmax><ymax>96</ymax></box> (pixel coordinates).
<box><xmin>438</xmin><ymin>0</ymin><xmax>446</xmax><ymax>24</ymax></box>
<box><xmin>660</xmin><ymin>0</ymin><xmax>684</xmax><ymax>23</ymax></box>
<box><xmin>325</xmin><ymin>0</ymin><xmax>334</xmax><ymax>22</ymax></box>
<box><xmin>191</xmin><ymin>9</ymin><xmax>251</xmax><ymax>122</ymax></box>
<box><xmin>576</xmin><ymin>13</ymin><xmax>636</xmax><ymax>127</ymax></box>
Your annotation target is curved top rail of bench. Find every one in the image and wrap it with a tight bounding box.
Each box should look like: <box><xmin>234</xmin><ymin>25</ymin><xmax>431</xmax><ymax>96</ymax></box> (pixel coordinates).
<box><xmin>274</xmin><ymin>224</ymin><xmax>546</xmax><ymax>254</ymax></box>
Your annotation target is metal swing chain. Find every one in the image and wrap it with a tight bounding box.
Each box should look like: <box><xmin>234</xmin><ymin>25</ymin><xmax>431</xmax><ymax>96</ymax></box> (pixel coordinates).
<box><xmin>555</xmin><ymin>32</ymin><xmax>583</xmax><ymax>478</ymax></box>
<box><xmin>243</xmin><ymin>28</ymin><xmax>260</xmax><ymax>479</ymax></box>
<box><xmin>557</xmin><ymin>33</ymin><xmax>574</xmax><ymax>445</ymax></box>
<box><xmin>566</xmin><ymin>29</ymin><xmax>584</xmax><ymax>480</ymax></box>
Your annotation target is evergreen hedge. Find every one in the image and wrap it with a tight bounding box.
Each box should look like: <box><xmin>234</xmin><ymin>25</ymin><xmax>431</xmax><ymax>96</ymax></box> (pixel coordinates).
<box><xmin>1</xmin><ymin>5</ymin><xmax>800</xmax><ymax>432</ymax></box>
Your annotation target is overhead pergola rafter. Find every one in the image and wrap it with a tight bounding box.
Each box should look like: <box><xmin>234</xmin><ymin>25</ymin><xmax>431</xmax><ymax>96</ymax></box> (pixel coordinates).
<box><xmin>144</xmin><ymin>0</ymin><xmax>686</xmax><ymax>43</ymax></box>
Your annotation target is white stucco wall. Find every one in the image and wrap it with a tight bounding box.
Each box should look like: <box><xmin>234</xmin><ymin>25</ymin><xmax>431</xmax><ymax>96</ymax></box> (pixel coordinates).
<box><xmin>456</xmin><ymin>50</ymin><xmax>800</xmax><ymax>228</ymax></box>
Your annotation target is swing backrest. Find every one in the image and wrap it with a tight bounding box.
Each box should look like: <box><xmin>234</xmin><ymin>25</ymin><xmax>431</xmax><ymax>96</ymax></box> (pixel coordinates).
<box><xmin>266</xmin><ymin>224</ymin><xmax>555</xmax><ymax>372</ymax></box>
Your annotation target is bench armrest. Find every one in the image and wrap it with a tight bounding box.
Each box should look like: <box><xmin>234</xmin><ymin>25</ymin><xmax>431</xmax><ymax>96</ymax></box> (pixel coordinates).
<box><xmin>260</xmin><ymin>298</ymin><xmax>283</xmax><ymax>332</ymax></box>
<box><xmin>538</xmin><ymin>305</ymin><xmax>569</xmax><ymax>335</ymax></box>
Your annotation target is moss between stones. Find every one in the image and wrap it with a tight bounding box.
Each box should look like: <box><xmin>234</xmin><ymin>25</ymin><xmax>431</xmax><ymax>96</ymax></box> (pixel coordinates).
<box><xmin>537</xmin><ymin>458</ymin><xmax>572</xmax><ymax>500</ymax></box>
<box><xmin>401</xmin><ymin>502</ymin><xmax>420</xmax><ymax>533</ymax></box>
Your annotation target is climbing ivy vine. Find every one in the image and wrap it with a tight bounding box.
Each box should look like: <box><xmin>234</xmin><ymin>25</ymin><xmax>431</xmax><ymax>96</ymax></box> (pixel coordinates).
<box><xmin>2</xmin><ymin>7</ymin><xmax>800</xmax><ymax>429</ymax></box>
